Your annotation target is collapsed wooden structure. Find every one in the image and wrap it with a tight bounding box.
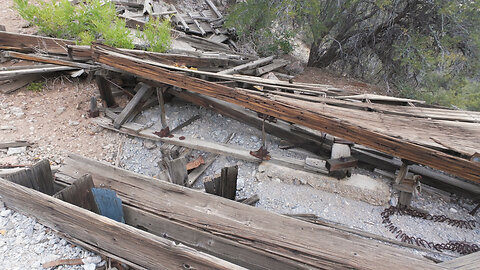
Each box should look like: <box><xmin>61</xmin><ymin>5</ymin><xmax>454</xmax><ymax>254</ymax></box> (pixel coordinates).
<box><xmin>1</xmin><ymin>13</ymin><xmax>480</xmax><ymax>267</ymax></box>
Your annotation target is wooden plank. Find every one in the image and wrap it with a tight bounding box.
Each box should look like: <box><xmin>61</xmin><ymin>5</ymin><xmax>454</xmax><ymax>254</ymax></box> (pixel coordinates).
<box><xmin>0</xmin><ymin>31</ymin><xmax>74</xmax><ymax>54</ymax></box>
<box><xmin>54</xmin><ymin>174</ymin><xmax>99</xmax><ymax>214</ymax></box>
<box><xmin>0</xmin><ymin>66</ymin><xmax>77</xmax><ymax>80</ymax></box>
<box><xmin>57</xmin><ymin>154</ymin><xmax>445</xmax><ymax>270</ymax></box>
<box><xmin>5</xmin><ymin>159</ymin><xmax>55</xmax><ymax>195</ymax></box>
<box><xmin>113</xmin><ymin>82</ymin><xmax>153</xmax><ymax>128</ymax></box>
<box><xmin>256</xmin><ymin>59</ymin><xmax>289</xmax><ymax>76</ymax></box>
<box><xmin>326</xmin><ymin>156</ymin><xmax>358</xmax><ymax>172</ymax></box>
<box><xmin>220</xmin><ymin>166</ymin><xmax>237</xmax><ymax>200</ymax></box>
<box><xmin>218</xmin><ymin>56</ymin><xmax>274</xmax><ymax>75</ymax></box>
<box><xmin>0</xmin><ymin>140</ymin><xmax>31</xmax><ymax>149</ymax></box>
<box><xmin>165</xmin><ymin>157</ymin><xmax>188</xmax><ymax>185</ymax></box>
<box><xmin>91</xmin><ymin>46</ymin><xmax>480</xmax><ymax>183</ymax></box>
<box><xmin>439</xmin><ymin>251</ymin><xmax>480</xmax><ymax>269</ymax></box>
<box><xmin>94</xmin><ymin>117</ymin><xmax>321</xmax><ymax>174</ymax></box>
<box><xmin>0</xmin><ymin>177</ymin><xmax>245</xmax><ymax>270</ymax></box>
<box><xmin>2</xmin><ymin>51</ymin><xmax>94</xmax><ymax>70</ymax></box>
<box><xmin>205</xmin><ymin>0</ymin><xmax>223</xmax><ymax>19</ymax></box>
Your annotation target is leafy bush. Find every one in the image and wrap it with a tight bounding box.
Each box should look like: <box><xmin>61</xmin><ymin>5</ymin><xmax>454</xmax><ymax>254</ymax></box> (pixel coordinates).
<box><xmin>225</xmin><ymin>0</ymin><xmax>295</xmax><ymax>55</ymax></box>
<box><xmin>138</xmin><ymin>17</ymin><xmax>172</xmax><ymax>53</ymax></box>
<box><xmin>13</xmin><ymin>0</ymin><xmax>134</xmax><ymax>49</ymax></box>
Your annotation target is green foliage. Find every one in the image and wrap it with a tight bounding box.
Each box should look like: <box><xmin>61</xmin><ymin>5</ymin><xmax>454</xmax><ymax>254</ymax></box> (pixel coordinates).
<box><xmin>225</xmin><ymin>0</ymin><xmax>295</xmax><ymax>55</ymax></box>
<box><xmin>13</xmin><ymin>0</ymin><xmax>134</xmax><ymax>49</ymax></box>
<box><xmin>139</xmin><ymin>17</ymin><xmax>172</xmax><ymax>52</ymax></box>
<box><xmin>27</xmin><ymin>82</ymin><xmax>44</xmax><ymax>92</ymax></box>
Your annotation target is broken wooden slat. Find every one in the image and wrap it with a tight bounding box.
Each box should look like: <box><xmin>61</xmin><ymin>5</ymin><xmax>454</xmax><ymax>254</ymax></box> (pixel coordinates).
<box><xmin>218</xmin><ymin>56</ymin><xmax>274</xmax><ymax>75</ymax></box>
<box><xmin>0</xmin><ymin>65</ymin><xmax>77</xmax><ymax>80</ymax></box>
<box><xmin>255</xmin><ymin>59</ymin><xmax>289</xmax><ymax>76</ymax></box>
<box><xmin>94</xmin><ymin>71</ymin><xmax>116</xmax><ymax>107</ymax></box>
<box><xmin>0</xmin><ymin>31</ymin><xmax>74</xmax><ymax>54</ymax></box>
<box><xmin>54</xmin><ymin>174</ymin><xmax>99</xmax><ymax>214</ymax></box>
<box><xmin>2</xmin><ymin>51</ymin><xmax>94</xmax><ymax>70</ymax></box>
<box><xmin>5</xmin><ymin>159</ymin><xmax>55</xmax><ymax>195</ymax></box>
<box><xmin>205</xmin><ymin>0</ymin><xmax>223</xmax><ymax>20</ymax></box>
<box><xmin>113</xmin><ymin>83</ymin><xmax>153</xmax><ymax>128</ymax></box>
<box><xmin>165</xmin><ymin>157</ymin><xmax>188</xmax><ymax>186</ymax></box>
<box><xmin>91</xmin><ymin>46</ymin><xmax>480</xmax><ymax>183</ymax></box>
<box><xmin>0</xmin><ymin>140</ymin><xmax>31</xmax><ymax>149</ymax></box>
<box><xmin>0</xmin><ymin>177</ymin><xmax>244</xmax><ymax>270</ymax></box>
<box><xmin>186</xmin><ymin>132</ymin><xmax>235</xmax><ymax>187</ymax></box>
<box><xmin>220</xmin><ymin>165</ymin><xmax>238</xmax><ymax>200</ymax></box>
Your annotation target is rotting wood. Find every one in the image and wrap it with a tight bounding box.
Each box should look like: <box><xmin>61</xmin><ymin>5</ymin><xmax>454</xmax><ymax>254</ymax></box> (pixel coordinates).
<box><xmin>165</xmin><ymin>157</ymin><xmax>188</xmax><ymax>185</ymax></box>
<box><xmin>0</xmin><ymin>66</ymin><xmax>77</xmax><ymax>80</ymax></box>
<box><xmin>42</xmin><ymin>258</ymin><xmax>84</xmax><ymax>268</ymax></box>
<box><xmin>241</xmin><ymin>194</ymin><xmax>260</xmax><ymax>206</ymax></box>
<box><xmin>94</xmin><ymin>117</ymin><xmax>324</xmax><ymax>175</ymax></box>
<box><xmin>203</xmin><ymin>173</ymin><xmax>221</xmax><ymax>195</ymax></box>
<box><xmin>113</xmin><ymin>82</ymin><xmax>154</xmax><ymax>129</ymax></box>
<box><xmin>0</xmin><ymin>177</ymin><xmax>245</xmax><ymax>270</ymax></box>
<box><xmin>55</xmin><ymin>154</ymin><xmax>445</xmax><ymax>270</ymax></box>
<box><xmin>0</xmin><ymin>31</ymin><xmax>74</xmax><ymax>54</ymax></box>
<box><xmin>220</xmin><ymin>165</ymin><xmax>238</xmax><ymax>200</ymax></box>
<box><xmin>5</xmin><ymin>159</ymin><xmax>54</xmax><ymax>196</ymax></box>
<box><xmin>255</xmin><ymin>59</ymin><xmax>289</xmax><ymax>76</ymax></box>
<box><xmin>94</xmin><ymin>71</ymin><xmax>116</xmax><ymax>107</ymax></box>
<box><xmin>156</xmin><ymin>87</ymin><xmax>168</xmax><ymax>128</ymax></box>
<box><xmin>53</xmin><ymin>174</ymin><xmax>99</xmax><ymax>214</ymax></box>
<box><xmin>187</xmin><ymin>132</ymin><xmax>235</xmax><ymax>187</ymax></box>
<box><xmin>218</xmin><ymin>56</ymin><xmax>274</xmax><ymax>75</ymax></box>
<box><xmin>91</xmin><ymin>46</ymin><xmax>480</xmax><ymax>183</ymax></box>
<box><xmin>205</xmin><ymin>0</ymin><xmax>223</xmax><ymax>20</ymax></box>
<box><xmin>2</xmin><ymin>51</ymin><xmax>94</xmax><ymax>70</ymax></box>
<box><xmin>326</xmin><ymin>156</ymin><xmax>358</xmax><ymax>172</ymax></box>
<box><xmin>0</xmin><ymin>140</ymin><xmax>31</xmax><ymax>149</ymax></box>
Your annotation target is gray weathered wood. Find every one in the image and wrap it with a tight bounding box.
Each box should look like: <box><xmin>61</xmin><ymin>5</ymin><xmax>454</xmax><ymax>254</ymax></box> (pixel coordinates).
<box><xmin>0</xmin><ymin>177</ymin><xmax>245</xmax><ymax>270</ymax></box>
<box><xmin>218</xmin><ymin>56</ymin><xmax>274</xmax><ymax>75</ymax></box>
<box><xmin>94</xmin><ymin>71</ymin><xmax>116</xmax><ymax>107</ymax></box>
<box><xmin>0</xmin><ymin>140</ymin><xmax>31</xmax><ymax>149</ymax></box>
<box><xmin>5</xmin><ymin>159</ymin><xmax>54</xmax><ymax>195</ymax></box>
<box><xmin>255</xmin><ymin>59</ymin><xmax>289</xmax><ymax>76</ymax></box>
<box><xmin>113</xmin><ymin>82</ymin><xmax>153</xmax><ymax>129</ymax></box>
<box><xmin>54</xmin><ymin>174</ymin><xmax>99</xmax><ymax>214</ymax></box>
<box><xmin>221</xmin><ymin>165</ymin><xmax>238</xmax><ymax>200</ymax></box>
<box><xmin>165</xmin><ymin>157</ymin><xmax>188</xmax><ymax>185</ymax></box>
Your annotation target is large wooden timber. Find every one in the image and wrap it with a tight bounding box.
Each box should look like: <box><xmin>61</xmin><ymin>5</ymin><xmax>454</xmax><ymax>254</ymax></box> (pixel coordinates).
<box><xmin>91</xmin><ymin>46</ymin><xmax>480</xmax><ymax>183</ymax></box>
<box><xmin>0</xmin><ymin>177</ymin><xmax>245</xmax><ymax>270</ymax></box>
<box><xmin>0</xmin><ymin>31</ymin><xmax>74</xmax><ymax>54</ymax></box>
<box><xmin>56</xmin><ymin>154</ymin><xmax>444</xmax><ymax>270</ymax></box>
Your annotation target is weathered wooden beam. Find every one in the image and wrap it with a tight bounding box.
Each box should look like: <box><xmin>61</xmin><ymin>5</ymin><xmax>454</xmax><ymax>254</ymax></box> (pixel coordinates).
<box><xmin>165</xmin><ymin>157</ymin><xmax>188</xmax><ymax>185</ymax></box>
<box><xmin>2</xmin><ymin>51</ymin><xmax>94</xmax><ymax>70</ymax></box>
<box><xmin>56</xmin><ymin>154</ymin><xmax>444</xmax><ymax>270</ymax></box>
<box><xmin>113</xmin><ymin>82</ymin><xmax>153</xmax><ymax>129</ymax></box>
<box><xmin>326</xmin><ymin>156</ymin><xmax>358</xmax><ymax>172</ymax></box>
<box><xmin>218</xmin><ymin>56</ymin><xmax>274</xmax><ymax>75</ymax></box>
<box><xmin>91</xmin><ymin>46</ymin><xmax>480</xmax><ymax>183</ymax></box>
<box><xmin>0</xmin><ymin>177</ymin><xmax>244</xmax><ymax>270</ymax></box>
<box><xmin>255</xmin><ymin>59</ymin><xmax>289</xmax><ymax>76</ymax></box>
<box><xmin>0</xmin><ymin>31</ymin><xmax>74</xmax><ymax>54</ymax></box>
<box><xmin>0</xmin><ymin>140</ymin><xmax>31</xmax><ymax>149</ymax></box>
<box><xmin>0</xmin><ymin>66</ymin><xmax>77</xmax><ymax>80</ymax></box>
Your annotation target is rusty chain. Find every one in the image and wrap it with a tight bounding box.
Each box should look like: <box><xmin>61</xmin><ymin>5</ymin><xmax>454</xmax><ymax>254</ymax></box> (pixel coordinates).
<box><xmin>381</xmin><ymin>206</ymin><xmax>479</xmax><ymax>255</ymax></box>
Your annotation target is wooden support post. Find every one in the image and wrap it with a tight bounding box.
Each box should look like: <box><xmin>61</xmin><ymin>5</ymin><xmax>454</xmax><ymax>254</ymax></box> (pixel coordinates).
<box><xmin>221</xmin><ymin>166</ymin><xmax>238</xmax><ymax>200</ymax></box>
<box><xmin>5</xmin><ymin>159</ymin><xmax>55</xmax><ymax>195</ymax></box>
<box><xmin>395</xmin><ymin>161</ymin><xmax>410</xmax><ymax>184</ymax></box>
<box><xmin>165</xmin><ymin>157</ymin><xmax>188</xmax><ymax>186</ymax></box>
<box><xmin>156</xmin><ymin>87</ymin><xmax>167</xmax><ymax>129</ymax></box>
<box><xmin>94</xmin><ymin>71</ymin><xmax>116</xmax><ymax>108</ymax></box>
<box><xmin>54</xmin><ymin>174</ymin><xmax>99</xmax><ymax>214</ymax></box>
<box><xmin>113</xmin><ymin>82</ymin><xmax>153</xmax><ymax>129</ymax></box>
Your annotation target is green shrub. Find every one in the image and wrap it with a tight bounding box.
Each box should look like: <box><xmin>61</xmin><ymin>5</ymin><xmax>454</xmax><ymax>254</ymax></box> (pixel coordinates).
<box><xmin>27</xmin><ymin>82</ymin><xmax>44</xmax><ymax>92</ymax></box>
<box><xmin>139</xmin><ymin>17</ymin><xmax>172</xmax><ymax>52</ymax></box>
<box><xmin>13</xmin><ymin>0</ymin><xmax>134</xmax><ymax>49</ymax></box>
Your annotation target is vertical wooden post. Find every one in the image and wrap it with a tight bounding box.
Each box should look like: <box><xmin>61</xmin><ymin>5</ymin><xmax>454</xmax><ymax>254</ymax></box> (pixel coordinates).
<box><xmin>95</xmin><ymin>70</ymin><xmax>116</xmax><ymax>107</ymax></box>
<box><xmin>157</xmin><ymin>87</ymin><xmax>167</xmax><ymax>129</ymax></box>
<box><xmin>221</xmin><ymin>166</ymin><xmax>238</xmax><ymax>200</ymax></box>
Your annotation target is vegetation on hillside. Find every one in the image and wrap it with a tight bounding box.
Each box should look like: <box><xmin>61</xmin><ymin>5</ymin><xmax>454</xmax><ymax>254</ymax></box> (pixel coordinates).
<box><xmin>226</xmin><ymin>0</ymin><xmax>480</xmax><ymax>110</ymax></box>
<box><xmin>13</xmin><ymin>0</ymin><xmax>172</xmax><ymax>52</ymax></box>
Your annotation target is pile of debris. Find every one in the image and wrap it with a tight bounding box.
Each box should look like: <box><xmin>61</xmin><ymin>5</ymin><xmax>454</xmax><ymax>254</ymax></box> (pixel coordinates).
<box><xmin>0</xmin><ymin>1</ymin><xmax>480</xmax><ymax>268</ymax></box>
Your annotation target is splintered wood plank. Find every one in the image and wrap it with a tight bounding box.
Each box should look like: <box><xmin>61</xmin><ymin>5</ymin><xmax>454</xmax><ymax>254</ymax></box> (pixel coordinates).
<box><xmin>90</xmin><ymin>46</ymin><xmax>480</xmax><ymax>183</ymax></box>
<box><xmin>0</xmin><ymin>177</ymin><xmax>245</xmax><ymax>270</ymax></box>
<box><xmin>57</xmin><ymin>154</ymin><xmax>444</xmax><ymax>270</ymax></box>
<box><xmin>0</xmin><ymin>31</ymin><xmax>74</xmax><ymax>55</ymax></box>
<box><xmin>6</xmin><ymin>159</ymin><xmax>55</xmax><ymax>195</ymax></box>
<box><xmin>53</xmin><ymin>174</ymin><xmax>99</xmax><ymax>214</ymax></box>
<box><xmin>0</xmin><ymin>140</ymin><xmax>31</xmax><ymax>149</ymax></box>
<box><xmin>218</xmin><ymin>56</ymin><xmax>274</xmax><ymax>75</ymax></box>
<box><xmin>220</xmin><ymin>165</ymin><xmax>237</xmax><ymax>200</ymax></box>
<box><xmin>255</xmin><ymin>59</ymin><xmax>289</xmax><ymax>76</ymax></box>
<box><xmin>165</xmin><ymin>157</ymin><xmax>188</xmax><ymax>185</ymax></box>
<box><xmin>113</xmin><ymin>82</ymin><xmax>153</xmax><ymax>129</ymax></box>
